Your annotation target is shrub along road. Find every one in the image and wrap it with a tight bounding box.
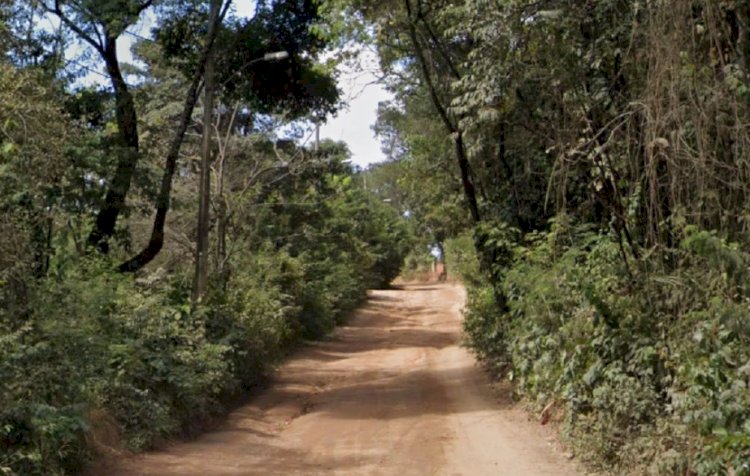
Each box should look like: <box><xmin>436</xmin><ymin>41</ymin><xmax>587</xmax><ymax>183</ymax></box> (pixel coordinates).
<box><xmin>106</xmin><ymin>284</ymin><xmax>581</xmax><ymax>475</ymax></box>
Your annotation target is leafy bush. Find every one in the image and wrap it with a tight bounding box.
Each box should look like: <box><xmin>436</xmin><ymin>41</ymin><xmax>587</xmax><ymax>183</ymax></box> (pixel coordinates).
<box><xmin>444</xmin><ymin>234</ymin><xmax>480</xmax><ymax>286</ymax></box>
<box><xmin>0</xmin><ymin>143</ymin><xmax>411</xmax><ymax>475</ymax></box>
<box><xmin>459</xmin><ymin>219</ymin><xmax>750</xmax><ymax>475</ymax></box>
<box><xmin>1</xmin><ymin>259</ymin><xmax>230</xmax><ymax>473</ymax></box>
<box><xmin>399</xmin><ymin>249</ymin><xmax>434</xmax><ymax>281</ymax></box>
<box><xmin>1</xmin><ymin>208</ymin><xmax>410</xmax><ymax>475</ymax></box>
<box><xmin>462</xmin><ymin>284</ymin><xmax>509</xmax><ymax>375</ymax></box>
<box><xmin>205</xmin><ymin>248</ymin><xmax>300</xmax><ymax>390</ymax></box>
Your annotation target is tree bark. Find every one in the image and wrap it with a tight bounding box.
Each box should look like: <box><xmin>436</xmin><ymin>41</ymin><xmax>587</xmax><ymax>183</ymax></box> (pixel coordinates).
<box><xmin>454</xmin><ymin>132</ymin><xmax>480</xmax><ymax>223</ymax></box>
<box><xmin>119</xmin><ymin>1</ymin><xmax>226</xmax><ymax>273</ymax></box>
<box><xmin>87</xmin><ymin>35</ymin><xmax>140</xmax><ymax>253</ymax></box>
<box><xmin>192</xmin><ymin>0</ymin><xmax>221</xmax><ymax>302</ymax></box>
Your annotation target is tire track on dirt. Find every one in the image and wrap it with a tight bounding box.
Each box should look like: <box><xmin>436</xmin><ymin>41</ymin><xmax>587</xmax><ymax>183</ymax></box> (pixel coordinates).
<box><xmin>105</xmin><ymin>283</ymin><xmax>582</xmax><ymax>475</ymax></box>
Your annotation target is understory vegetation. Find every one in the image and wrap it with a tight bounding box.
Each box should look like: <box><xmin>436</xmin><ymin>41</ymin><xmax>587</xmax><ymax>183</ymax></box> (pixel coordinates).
<box><xmin>0</xmin><ymin>2</ymin><xmax>409</xmax><ymax>474</ymax></box>
<box><xmin>345</xmin><ymin>0</ymin><xmax>750</xmax><ymax>473</ymax></box>
<box><xmin>1</xmin><ymin>180</ymin><xmax>406</xmax><ymax>474</ymax></box>
<box><xmin>451</xmin><ymin>224</ymin><xmax>750</xmax><ymax>474</ymax></box>
<box><xmin>6</xmin><ymin>0</ymin><xmax>750</xmax><ymax>473</ymax></box>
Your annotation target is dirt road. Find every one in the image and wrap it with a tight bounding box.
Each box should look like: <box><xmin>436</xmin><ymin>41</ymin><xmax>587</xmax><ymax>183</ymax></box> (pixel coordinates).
<box><xmin>110</xmin><ymin>284</ymin><xmax>582</xmax><ymax>475</ymax></box>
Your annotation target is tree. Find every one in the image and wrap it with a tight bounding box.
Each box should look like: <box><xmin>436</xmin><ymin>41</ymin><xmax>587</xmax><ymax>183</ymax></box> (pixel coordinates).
<box><xmin>36</xmin><ymin>0</ymin><xmax>340</xmax><ymax>272</ymax></box>
<box><xmin>119</xmin><ymin>0</ymin><xmax>338</xmax><ymax>272</ymax></box>
<box><xmin>368</xmin><ymin>100</ymin><xmax>471</xmax><ymax>271</ymax></box>
<box><xmin>192</xmin><ymin>0</ymin><xmax>221</xmax><ymax>302</ymax></box>
<box><xmin>117</xmin><ymin>0</ymin><xmax>228</xmax><ymax>271</ymax></box>
<box><xmin>0</xmin><ymin>61</ymin><xmax>79</xmax><ymax>317</ymax></box>
<box><xmin>41</xmin><ymin>0</ymin><xmax>153</xmax><ymax>253</ymax></box>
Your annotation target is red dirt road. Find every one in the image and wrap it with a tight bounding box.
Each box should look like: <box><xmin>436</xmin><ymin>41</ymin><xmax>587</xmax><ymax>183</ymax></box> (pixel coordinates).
<box><xmin>109</xmin><ymin>283</ymin><xmax>581</xmax><ymax>475</ymax></box>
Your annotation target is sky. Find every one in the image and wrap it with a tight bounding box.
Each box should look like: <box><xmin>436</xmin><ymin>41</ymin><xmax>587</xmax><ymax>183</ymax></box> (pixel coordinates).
<box><xmin>234</xmin><ymin>1</ymin><xmax>392</xmax><ymax>168</ymax></box>
<box><xmin>54</xmin><ymin>2</ymin><xmax>392</xmax><ymax>169</ymax></box>
<box><xmin>318</xmin><ymin>50</ymin><xmax>392</xmax><ymax>168</ymax></box>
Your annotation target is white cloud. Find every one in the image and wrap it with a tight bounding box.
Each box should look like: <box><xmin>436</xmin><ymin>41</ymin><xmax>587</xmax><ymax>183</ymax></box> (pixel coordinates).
<box><xmin>320</xmin><ymin>49</ymin><xmax>392</xmax><ymax>168</ymax></box>
<box><xmin>233</xmin><ymin>1</ymin><xmax>256</xmax><ymax>19</ymax></box>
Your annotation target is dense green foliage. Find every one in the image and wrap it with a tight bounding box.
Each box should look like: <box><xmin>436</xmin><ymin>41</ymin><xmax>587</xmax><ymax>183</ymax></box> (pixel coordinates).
<box><xmin>0</xmin><ymin>146</ymin><xmax>408</xmax><ymax>475</ymax></box>
<box><xmin>452</xmin><ymin>222</ymin><xmax>750</xmax><ymax>474</ymax></box>
<box><xmin>332</xmin><ymin>0</ymin><xmax>750</xmax><ymax>473</ymax></box>
<box><xmin>0</xmin><ymin>2</ymin><xmax>411</xmax><ymax>474</ymax></box>
<box><xmin>7</xmin><ymin>0</ymin><xmax>750</xmax><ymax>473</ymax></box>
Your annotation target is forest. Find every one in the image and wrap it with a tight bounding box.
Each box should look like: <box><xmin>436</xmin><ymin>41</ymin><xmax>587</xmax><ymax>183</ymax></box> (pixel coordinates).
<box><xmin>1</xmin><ymin>1</ymin><xmax>410</xmax><ymax>473</ymax></box>
<box><xmin>357</xmin><ymin>0</ymin><xmax>750</xmax><ymax>474</ymax></box>
<box><xmin>2</xmin><ymin>0</ymin><xmax>750</xmax><ymax>475</ymax></box>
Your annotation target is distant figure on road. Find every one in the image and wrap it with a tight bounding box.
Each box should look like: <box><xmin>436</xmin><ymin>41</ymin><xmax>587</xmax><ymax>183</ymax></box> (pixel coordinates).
<box><xmin>431</xmin><ymin>244</ymin><xmax>447</xmax><ymax>282</ymax></box>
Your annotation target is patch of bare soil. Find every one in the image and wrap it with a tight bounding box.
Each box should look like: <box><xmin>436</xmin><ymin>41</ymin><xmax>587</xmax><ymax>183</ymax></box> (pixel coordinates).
<box><xmin>106</xmin><ymin>284</ymin><xmax>582</xmax><ymax>475</ymax></box>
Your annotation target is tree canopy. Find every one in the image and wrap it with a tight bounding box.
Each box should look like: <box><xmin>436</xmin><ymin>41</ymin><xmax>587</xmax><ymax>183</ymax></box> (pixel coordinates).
<box><xmin>329</xmin><ymin>0</ymin><xmax>750</xmax><ymax>472</ymax></box>
<box><xmin>0</xmin><ymin>2</ymin><xmax>411</xmax><ymax>473</ymax></box>
<box><xmin>4</xmin><ymin>0</ymin><xmax>750</xmax><ymax>473</ymax></box>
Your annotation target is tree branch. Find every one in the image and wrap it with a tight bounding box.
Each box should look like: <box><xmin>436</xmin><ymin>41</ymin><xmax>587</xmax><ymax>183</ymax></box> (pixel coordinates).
<box><xmin>44</xmin><ymin>0</ymin><xmax>104</xmax><ymax>53</ymax></box>
<box><xmin>119</xmin><ymin>0</ymin><xmax>230</xmax><ymax>272</ymax></box>
<box><xmin>403</xmin><ymin>0</ymin><xmax>480</xmax><ymax>223</ymax></box>
<box><xmin>414</xmin><ymin>0</ymin><xmax>462</xmax><ymax>80</ymax></box>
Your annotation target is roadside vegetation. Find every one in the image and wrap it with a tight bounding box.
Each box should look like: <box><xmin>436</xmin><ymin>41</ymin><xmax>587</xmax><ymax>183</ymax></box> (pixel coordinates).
<box><xmin>346</xmin><ymin>0</ymin><xmax>750</xmax><ymax>474</ymax></box>
<box><xmin>0</xmin><ymin>2</ymin><xmax>409</xmax><ymax>474</ymax></box>
<box><xmin>6</xmin><ymin>0</ymin><xmax>750</xmax><ymax>474</ymax></box>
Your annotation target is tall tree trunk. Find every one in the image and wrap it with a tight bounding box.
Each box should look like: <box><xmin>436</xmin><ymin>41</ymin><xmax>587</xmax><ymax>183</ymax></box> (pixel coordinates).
<box><xmin>193</xmin><ymin>0</ymin><xmax>220</xmax><ymax>303</ymax></box>
<box><xmin>119</xmin><ymin>0</ymin><xmax>227</xmax><ymax>273</ymax></box>
<box><xmin>454</xmin><ymin>132</ymin><xmax>480</xmax><ymax>223</ymax></box>
<box><xmin>403</xmin><ymin>0</ymin><xmax>481</xmax><ymax>223</ymax></box>
<box><xmin>87</xmin><ymin>35</ymin><xmax>140</xmax><ymax>253</ymax></box>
